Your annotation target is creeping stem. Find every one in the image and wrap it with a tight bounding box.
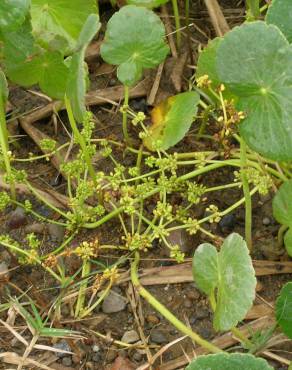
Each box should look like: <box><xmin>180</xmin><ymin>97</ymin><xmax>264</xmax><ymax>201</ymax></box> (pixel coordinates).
<box><xmin>240</xmin><ymin>139</ymin><xmax>252</xmax><ymax>251</ymax></box>
<box><xmin>0</xmin><ymin>96</ymin><xmax>15</xmax><ymax>200</ymax></box>
<box><xmin>131</xmin><ymin>251</ymin><xmax>222</xmax><ymax>353</ymax></box>
<box><xmin>122</xmin><ymin>85</ymin><xmax>130</xmax><ymax>145</ymax></box>
<box><xmin>172</xmin><ymin>0</ymin><xmax>181</xmax><ymax>48</ymax></box>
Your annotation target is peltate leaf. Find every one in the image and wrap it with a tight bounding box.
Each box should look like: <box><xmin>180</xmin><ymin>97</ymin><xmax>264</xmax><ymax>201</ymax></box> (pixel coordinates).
<box><xmin>216</xmin><ymin>21</ymin><xmax>292</xmax><ymax>161</ymax></box>
<box><xmin>126</xmin><ymin>0</ymin><xmax>169</xmax><ymax>8</ymax></box>
<box><xmin>185</xmin><ymin>353</ymin><xmax>273</xmax><ymax>370</ymax></box>
<box><xmin>276</xmin><ymin>282</ymin><xmax>292</xmax><ymax>338</ymax></box>
<box><xmin>192</xmin><ymin>233</ymin><xmax>256</xmax><ymax>331</ymax></box>
<box><xmin>100</xmin><ymin>5</ymin><xmax>169</xmax><ymax>86</ymax></box>
<box><xmin>272</xmin><ymin>179</ymin><xmax>292</xmax><ymax>227</ymax></box>
<box><xmin>6</xmin><ymin>50</ymin><xmax>69</xmax><ymax>99</ymax></box>
<box><xmin>0</xmin><ymin>0</ymin><xmax>30</xmax><ymax>32</ymax></box>
<box><xmin>143</xmin><ymin>91</ymin><xmax>199</xmax><ymax>151</ymax></box>
<box><xmin>31</xmin><ymin>0</ymin><xmax>97</xmax><ymax>53</ymax></box>
<box><xmin>66</xmin><ymin>14</ymin><xmax>100</xmax><ymax>122</ymax></box>
<box><xmin>266</xmin><ymin>0</ymin><xmax>292</xmax><ymax>43</ymax></box>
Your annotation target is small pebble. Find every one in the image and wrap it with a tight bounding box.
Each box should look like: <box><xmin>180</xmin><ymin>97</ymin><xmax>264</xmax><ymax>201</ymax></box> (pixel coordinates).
<box><xmin>53</xmin><ymin>340</ymin><xmax>71</xmax><ymax>358</ymax></box>
<box><xmin>48</xmin><ymin>224</ymin><xmax>65</xmax><ymax>242</ymax></box>
<box><xmin>102</xmin><ymin>291</ymin><xmax>127</xmax><ymax>313</ymax></box>
<box><xmin>219</xmin><ymin>213</ymin><xmax>236</xmax><ymax>231</ymax></box>
<box><xmin>109</xmin><ymin>78</ymin><xmax>116</xmax><ymax>86</ymax></box>
<box><xmin>62</xmin><ymin>356</ymin><xmax>72</xmax><ymax>367</ymax></box>
<box><xmin>92</xmin><ymin>352</ymin><xmax>101</xmax><ymax>362</ymax></box>
<box><xmin>150</xmin><ymin>329</ymin><xmax>168</xmax><ymax>344</ymax></box>
<box><xmin>0</xmin><ymin>261</ymin><xmax>9</xmax><ymax>279</ymax></box>
<box><xmin>262</xmin><ymin>217</ymin><xmax>271</xmax><ymax>226</ymax></box>
<box><xmin>7</xmin><ymin>207</ymin><xmax>27</xmax><ymax>229</ymax></box>
<box><xmin>183</xmin><ymin>298</ymin><xmax>192</xmax><ymax>309</ymax></box>
<box><xmin>25</xmin><ymin>223</ymin><xmax>46</xmax><ymax>234</ymax></box>
<box><xmin>92</xmin><ymin>344</ymin><xmax>100</xmax><ymax>352</ymax></box>
<box><xmin>146</xmin><ymin>314</ymin><xmax>160</xmax><ymax>325</ymax></box>
<box><xmin>132</xmin><ymin>351</ymin><xmax>143</xmax><ymax>362</ymax></box>
<box><xmin>121</xmin><ymin>330</ymin><xmax>139</xmax><ymax>344</ymax></box>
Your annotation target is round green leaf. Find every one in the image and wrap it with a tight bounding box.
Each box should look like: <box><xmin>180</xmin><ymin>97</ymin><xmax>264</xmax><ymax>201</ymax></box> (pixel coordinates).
<box><xmin>276</xmin><ymin>282</ymin><xmax>292</xmax><ymax>338</ymax></box>
<box><xmin>266</xmin><ymin>0</ymin><xmax>292</xmax><ymax>43</ymax></box>
<box><xmin>66</xmin><ymin>14</ymin><xmax>100</xmax><ymax>122</ymax></box>
<box><xmin>284</xmin><ymin>228</ymin><xmax>292</xmax><ymax>257</ymax></box>
<box><xmin>0</xmin><ymin>0</ymin><xmax>30</xmax><ymax>31</ymax></box>
<box><xmin>143</xmin><ymin>91</ymin><xmax>199</xmax><ymax>151</ymax></box>
<box><xmin>7</xmin><ymin>50</ymin><xmax>69</xmax><ymax>99</ymax></box>
<box><xmin>31</xmin><ymin>0</ymin><xmax>97</xmax><ymax>52</ymax></box>
<box><xmin>185</xmin><ymin>353</ymin><xmax>273</xmax><ymax>370</ymax></box>
<box><xmin>216</xmin><ymin>21</ymin><xmax>292</xmax><ymax>161</ymax></box>
<box><xmin>272</xmin><ymin>179</ymin><xmax>292</xmax><ymax>227</ymax></box>
<box><xmin>100</xmin><ymin>5</ymin><xmax>169</xmax><ymax>86</ymax></box>
<box><xmin>192</xmin><ymin>233</ymin><xmax>256</xmax><ymax>331</ymax></box>
<box><xmin>126</xmin><ymin>0</ymin><xmax>169</xmax><ymax>9</ymax></box>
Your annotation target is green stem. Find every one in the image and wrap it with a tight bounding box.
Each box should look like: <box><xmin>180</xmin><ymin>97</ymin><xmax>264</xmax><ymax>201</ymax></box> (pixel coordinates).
<box><xmin>75</xmin><ymin>259</ymin><xmax>91</xmax><ymax>318</ymax></box>
<box><xmin>81</xmin><ymin>282</ymin><xmax>112</xmax><ymax>318</ymax></box>
<box><xmin>131</xmin><ymin>252</ymin><xmax>222</xmax><ymax>353</ymax></box>
<box><xmin>172</xmin><ymin>0</ymin><xmax>181</xmax><ymax>48</ymax></box>
<box><xmin>0</xmin><ymin>97</ymin><xmax>15</xmax><ymax>200</ymax></box>
<box><xmin>122</xmin><ymin>86</ymin><xmax>130</xmax><ymax>145</ymax></box>
<box><xmin>246</xmin><ymin>0</ymin><xmax>260</xmax><ymax>19</ymax></box>
<box><xmin>185</xmin><ymin>0</ymin><xmax>194</xmax><ymax>65</ymax></box>
<box><xmin>65</xmin><ymin>96</ymin><xmax>97</xmax><ymax>186</ymax></box>
<box><xmin>231</xmin><ymin>327</ymin><xmax>253</xmax><ymax>348</ymax></box>
<box><xmin>240</xmin><ymin>139</ymin><xmax>252</xmax><ymax>251</ymax></box>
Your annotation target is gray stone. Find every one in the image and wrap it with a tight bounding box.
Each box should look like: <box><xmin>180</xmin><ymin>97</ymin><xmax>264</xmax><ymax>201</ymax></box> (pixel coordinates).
<box><xmin>62</xmin><ymin>356</ymin><xmax>72</xmax><ymax>367</ymax></box>
<box><xmin>25</xmin><ymin>223</ymin><xmax>46</xmax><ymax>234</ymax></box>
<box><xmin>121</xmin><ymin>330</ymin><xmax>139</xmax><ymax>344</ymax></box>
<box><xmin>7</xmin><ymin>207</ymin><xmax>27</xmax><ymax>229</ymax></box>
<box><xmin>262</xmin><ymin>217</ymin><xmax>271</xmax><ymax>226</ymax></box>
<box><xmin>48</xmin><ymin>224</ymin><xmax>65</xmax><ymax>242</ymax></box>
<box><xmin>53</xmin><ymin>340</ymin><xmax>71</xmax><ymax>358</ymax></box>
<box><xmin>102</xmin><ymin>291</ymin><xmax>127</xmax><ymax>314</ymax></box>
<box><xmin>132</xmin><ymin>351</ymin><xmax>143</xmax><ymax>362</ymax></box>
<box><xmin>0</xmin><ymin>261</ymin><xmax>9</xmax><ymax>279</ymax></box>
<box><xmin>150</xmin><ymin>329</ymin><xmax>168</xmax><ymax>344</ymax></box>
<box><xmin>92</xmin><ymin>344</ymin><xmax>100</xmax><ymax>352</ymax></box>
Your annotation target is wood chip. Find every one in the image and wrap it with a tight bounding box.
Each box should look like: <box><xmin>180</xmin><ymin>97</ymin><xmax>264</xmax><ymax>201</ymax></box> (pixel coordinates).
<box><xmin>204</xmin><ymin>0</ymin><xmax>230</xmax><ymax>37</ymax></box>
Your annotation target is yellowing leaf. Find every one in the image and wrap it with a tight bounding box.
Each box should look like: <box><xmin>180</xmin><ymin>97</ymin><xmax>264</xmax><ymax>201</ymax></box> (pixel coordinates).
<box><xmin>143</xmin><ymin>91</ymin><xmax>199</xmax><ymax>151</ymax></box>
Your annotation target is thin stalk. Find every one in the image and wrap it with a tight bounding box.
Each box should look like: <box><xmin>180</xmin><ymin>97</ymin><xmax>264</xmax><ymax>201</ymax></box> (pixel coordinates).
<box><xmin>75</xmin><ymin>259</ymin><xmax>91</xmax><ymax>318</ymax></box>
<box><xmin>246</xmin><ymin>0</ymin><xmax>260</xmax><ymax>19</ymax></box>
<box><xmin>0</xmin><ymin>97</ymin><xmax>15</xmax><ymax>200</ymax></box>
<box><xmin>240</xmin><ymin>139</ymin><xmax>252</xmax><ymax>251</ymax></box>
<box><xmin>122</xmin><ymin>85</ymin><xmax>130</xmax><ymax>145</ymax></box>
<box><xmin>231</xmin><ymin>327</ymin><xmax>253</xmax><ymax>348</ymax></box>
<box><xmin>81</xmin><ymin>282</ymin><xmax>112</xmax><ymax>318</ymax></box>
<box><xmin>131</xmin><ymin>252</ymin><xmax>222</xmax><ymax>353</ymax></box>
<box><xmin>65</xmin><ymin>96</ymin><xmax>97</xmax><ymax>186</ymax></box>
<box><xmin>172</xmin><ymin>0</ymin><xmax>181</xmax><ymax>48</ymax></box>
